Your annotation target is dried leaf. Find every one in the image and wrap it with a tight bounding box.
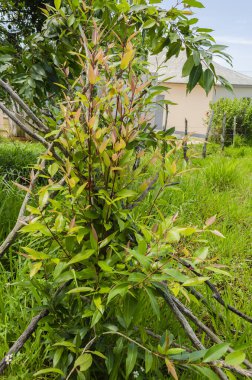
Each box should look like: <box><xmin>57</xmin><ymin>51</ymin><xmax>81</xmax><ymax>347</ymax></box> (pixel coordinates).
<box><xmin>205</xmin><ymin>215</ymin><xmax>217</xmax><ymax>227</ymax></box>
<box><xmin>165</xmin><ymin>358</ymin><xmax>178</xmax><ymax>380</ymax></box>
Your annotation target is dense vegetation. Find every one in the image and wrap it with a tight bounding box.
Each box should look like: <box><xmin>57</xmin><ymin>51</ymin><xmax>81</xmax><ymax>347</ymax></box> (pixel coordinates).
<box><xmin>0</xmin><ymin>140</ymin><xmax>251</xmax><ymax>379</ymax></box>
<box><xmin>210</xmin><ymin>98</ymin><xmax>252</xmax><ymax>145</ymax></box>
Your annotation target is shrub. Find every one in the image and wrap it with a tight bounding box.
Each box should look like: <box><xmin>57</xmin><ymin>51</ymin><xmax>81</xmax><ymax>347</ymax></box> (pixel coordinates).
<box><xmin>209</xmin><ymin>97</ymin><xmax>252</xmax><ymax>145</ymax></box>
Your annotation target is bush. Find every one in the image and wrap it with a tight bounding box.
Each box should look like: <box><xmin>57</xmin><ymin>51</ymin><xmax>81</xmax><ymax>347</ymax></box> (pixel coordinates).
<box><xmin>209</xmin><ymin>97</ymin><xmax>252</xmax><ymax>145</ymax></box>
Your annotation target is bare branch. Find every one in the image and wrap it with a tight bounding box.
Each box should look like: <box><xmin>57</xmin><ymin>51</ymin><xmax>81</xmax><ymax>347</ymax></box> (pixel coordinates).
<box><xmin>0</xmin><ymin>309</ymin><xmax>49</xmax><ymax>374</ymax></box>
<box><xmin>157</xmin><ymin>285</ymin><xmax>229</xmax><ymax>380</ymax></box>
<box><xmin>171</xmin><ymin>294</ymin><xmax>252</xmax><ymax>370</ymax></box>
<box><xmin>0</xmin><ymin>79</ymin><xmax>49</xmax><ymax>132</ymax></box>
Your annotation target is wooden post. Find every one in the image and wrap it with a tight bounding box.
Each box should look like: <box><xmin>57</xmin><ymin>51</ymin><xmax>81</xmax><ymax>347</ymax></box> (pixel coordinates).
<box><xmin>221</xmin><ymin>113</ymin><xmax>226</xmax><ymax>151</ymax></box>
<box><xmin>164</xmin><ymin>104</ymin><xmax>169</xmax><ymax>132</ymax></box>
<box><xmin>183</xmin><ymin>118</ymin><xmax>188</xmax><ymax>162</ymax></box>
<box><xmin>233</xmin><ymin>116</ymin><xmax>237</xmax><ymax>146</ymax></box>
<box><xmin>202</xmin><ymin>111</ymin><xmax>214</xmax><ymax>158</ymax></box>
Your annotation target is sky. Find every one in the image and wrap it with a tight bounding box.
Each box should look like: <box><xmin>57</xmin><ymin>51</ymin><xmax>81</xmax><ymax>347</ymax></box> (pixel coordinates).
<box><xmin>163</xmin><ymin>0</ymin><xmax>252</xmax><ymax>77</ymax></box>
<box><xmin>195</xmin><ymin>0</ymin><xmax>252</xmax><ymax>76</ymax></box>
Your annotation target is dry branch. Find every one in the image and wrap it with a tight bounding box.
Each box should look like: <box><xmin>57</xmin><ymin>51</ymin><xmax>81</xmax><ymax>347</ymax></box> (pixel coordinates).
<box><xmin>171</xmin><ymin>294</ymin><xmax>252</xmax><ymax>370</ymax></box>
<box><xmin>0</xmin><ymin>309</ymin><xmax>49</xmax><ymax>374</ymax></box>
<box><xmin>180</xmin><ymin>258</ymin><xmax>252</xmax><ymax>324</ymax></box>
<box><xmin>0</xmin><ymin>79</ymin><xmax>49</xmax><ymax>132</ymax></box>
<box><xmin>157</xmin><ymin>285</ymin><xmax>228</xmax><ymax>380</ymax></box>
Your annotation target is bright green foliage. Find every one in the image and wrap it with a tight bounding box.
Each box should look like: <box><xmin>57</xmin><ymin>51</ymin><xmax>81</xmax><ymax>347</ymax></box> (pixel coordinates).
<box><xmin>210</xmin><ymin>97</ymin><xmax>252</xmax><ymax>145</ymax></box>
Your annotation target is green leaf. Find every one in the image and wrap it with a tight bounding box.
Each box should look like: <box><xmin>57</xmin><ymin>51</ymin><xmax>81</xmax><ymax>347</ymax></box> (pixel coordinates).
<box><xmin>91</xmin><ymin>309</ymin><xmax>103</xmax><ymax>327</ymax></box>
<box><xmin>193</xmin><ymin>247</ymin><xmax>209</xmax><ymax>264</ymax></box>
<box><xmin>48</xmin><ymin>162</ymin><xmax>59</xmax><ymax>177</ymax></box>
<box><xmin>195</xmin><ymin>367</ymin><xmax>220</xmax><ymax>380</ymax></box>
<box><xmin>167</xmin><ymin>348</ymin><xmax>185</xmax><ymax>355</ymax></box>
<box><xmin>67</xmin><ymin>14</ymin><xmax>75</xmax><ymax>27</ymax></box>
<box><xmin>67</xmin><ymin>287</ymin><xmax>94</xmax><ymax>294</ymax></box>
<box><xmin>126</xmin><ymin>343</ymin><xmax>137</xmax><ymax>378</ymax></box>
<box><xmin>130</xmin><ymin>250</ymin><xmax>151</xmax><ymax>269</ymax></box>
<box><xmin>53</xmin><ymin>348</ymin><xmax>63</xmax><ymax>367</ymax></box>
<box><xmin>54</xmin><ymin>0</ymin><xmax>61</xmax><ymax>10</ymax></box>
<box><xmin>188</xmin><ymin>64</ymin><xmax>202</xmax><ymax>92</ymax></box>
<box><xmin>203</xmin><ymin>68</ymin><xmax>214</xmax><ymax>95</ymax></box>
<box><xmin>182</xmin><ymin>56</ymin><xmax>194</xmax><ymax>77</ymax></box>
<box><xmin>33</xmin><ymin>368</ymin><xmax>64</xmax><ymax>376</ymax></box>
<box><xmin>145</xmin><ymin>351</ymin><xmax>153</xmax><ymax>373</ymax></box>
<box><xmin>203</xmin><ymin>343</ymin><xmax>230</xmax><ymax>363</ymax></box>
<box><xmin>143</xmin><ymin>19</ymin><xmax>156</xmax><ymax>29</ymax></box>
<box><xmin>22</xmin><ymin>247</ymin><xmax>49</xmax><ymax>260</ymax></box>
<box><xmin>21</xmin><ymin>222</ymin><xmax>50</xmax><ymax>235</ymax></box>
<box><xmin>183</xmin><ymin>0</ymin><xmax>204</xmax><ymax>8</ymax></box>
<box><xmin>74</xmin><ymin>354</ymin><xmax>93</xmax><ymax>371</ymax></box>
<box><xmin>107</xmin><ymin>283</ymin><xmax>129</xmax><ymax>304</ymax></box>
<box><xmin>98</xmin><ymin>261</ymin><xmax>113</xmax><ymax>272</ymax></box>
<box><xmin>183</xmin><ymin>277</ymin><xmax>210</xmax><ymax>287</ymax></box>
<box><xmin>225</xmin><ymin>351</ymin><xmax>246</xmax><ymax>366</ymax></box>
<box><xmin>145</xmin><ymin>287</ymin><xmax>160</xmax><ymax>320</ymax></box>
<box><xmin>67</xmin><ymin>250</ymin><xmax>95</xmax><ymax>265</ymax></box>
<box><xmin>205</xmin><ymin>267</ymin><xmax>232</xmax><ymax>277</ymax></box>
<box><xmin>115</xmin><ymin>189</ymin><xmax>137</xmax><ymax>199</ymax></box>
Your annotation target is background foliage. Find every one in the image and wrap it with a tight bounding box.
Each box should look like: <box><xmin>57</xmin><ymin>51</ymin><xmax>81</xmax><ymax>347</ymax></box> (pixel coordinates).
<box><xmin>210</xmin><ymin>97</ymin><xmax>252</xmax><ymax>145</ymax></box>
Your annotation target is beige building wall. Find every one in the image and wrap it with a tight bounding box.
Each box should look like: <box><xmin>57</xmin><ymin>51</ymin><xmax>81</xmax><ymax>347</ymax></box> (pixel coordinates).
<box><xmin>213</xmin><ymin>85</ymin><xmax>252</xmax><ymax>102</ymax></box>
<box><xmin>0</xmin><ymin>110</ymin><xmax>11</xmax><ymax>137</ymax></box>
<box><xmin>163</xmin><ymin>83</ymin><xmax>214</xmax><ymax>135</ymax></box>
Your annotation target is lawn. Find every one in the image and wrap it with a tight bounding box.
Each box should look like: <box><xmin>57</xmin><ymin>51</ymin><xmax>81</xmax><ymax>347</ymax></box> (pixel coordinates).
<box><xmin>0</xmin><ymin>139</ymin><xmax>251</xmax><ymax>378</ymax></box>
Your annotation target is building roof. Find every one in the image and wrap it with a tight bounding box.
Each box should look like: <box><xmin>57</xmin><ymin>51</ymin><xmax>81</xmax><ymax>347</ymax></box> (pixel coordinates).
<box><xmin>149</xmin><ymin>51</ymin><xmax>252</xmax><ymax>87</ymax></box>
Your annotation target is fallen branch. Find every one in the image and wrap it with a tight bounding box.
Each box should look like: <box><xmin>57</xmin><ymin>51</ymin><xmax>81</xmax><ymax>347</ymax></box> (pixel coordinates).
<box><xmin>0</xmin><ymin>79</ymin><xmax>49</xmax><ymax>132</ymax></box>
<box><xmin>156</xmin><ymin>284</ymin><xmax>228</xmax><ymax>380</ymax></box>
<box><xmin>0</xmin><ymin>309</ymin><xmax>49</xmax><ymax>374</ymax></box>
<box><xmin>171</xmin><ymin>294</ymin><xmax>252</xmax><ymax>370</ymax></box>
<box><xmin>180</xmin><ymin>258</ymin><xmax>252</xmax><ymax>324</ymax></box>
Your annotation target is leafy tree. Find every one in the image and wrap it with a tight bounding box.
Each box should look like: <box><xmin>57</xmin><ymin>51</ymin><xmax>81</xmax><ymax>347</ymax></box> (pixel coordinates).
<box><xmin>0</xmin><ymin>1</ymin><xmax>251</xmax><ymax>379</ymax></box>
<box><xmin>0</xmin><ymin>0</ymin><xmax>54</xmax><ymax>44</ymax></box>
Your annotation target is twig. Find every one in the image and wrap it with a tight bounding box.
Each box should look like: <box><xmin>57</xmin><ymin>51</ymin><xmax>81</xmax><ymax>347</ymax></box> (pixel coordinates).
<box><xmin>0</xmin><ymin>309</ymin><xmax>49</xmax><ymax>374</ymax></box>
<box><xmin>0</xmin><ymin>79</ymin><xmax>49</xmax><ymax>132</ymax></box>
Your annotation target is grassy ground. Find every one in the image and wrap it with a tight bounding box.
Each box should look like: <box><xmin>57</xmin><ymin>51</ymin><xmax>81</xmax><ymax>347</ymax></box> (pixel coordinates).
<box><xmin>0</xmin><ymin>140</ymin><xmax>251</xmax><ymax>378</ymax></box>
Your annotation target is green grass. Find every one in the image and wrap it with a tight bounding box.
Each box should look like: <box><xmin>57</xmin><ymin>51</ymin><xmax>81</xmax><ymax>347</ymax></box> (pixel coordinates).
<box><xmin>0</xmin><ymin>138</ymin><xmax>41</xmax><ymax>181</ymax></box>
<box><xmin>157</xmin><ymin>144</ymin><xmax>252</xmax><ymax>359</ymax></box>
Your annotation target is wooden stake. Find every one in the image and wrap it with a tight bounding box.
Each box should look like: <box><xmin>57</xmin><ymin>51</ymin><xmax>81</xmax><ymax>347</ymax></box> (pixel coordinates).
<box><xmin>183</xmin><ymin>118</ymin><xmax>188</xmax><ymax>162</ymax></box>
<box><xmin>202</xmin><ymin>111</ymin><xmax>214</xmax><ymax>158</ymax></box>
<box><xmin>233</xmin><ymin>116</ymin><xmax>237</xmax><ymax>146</ymax></box>
<box><xmin>221</xmin><ymin>113</ymin><xmax>226</xmax><ymax>151</ymax></box>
